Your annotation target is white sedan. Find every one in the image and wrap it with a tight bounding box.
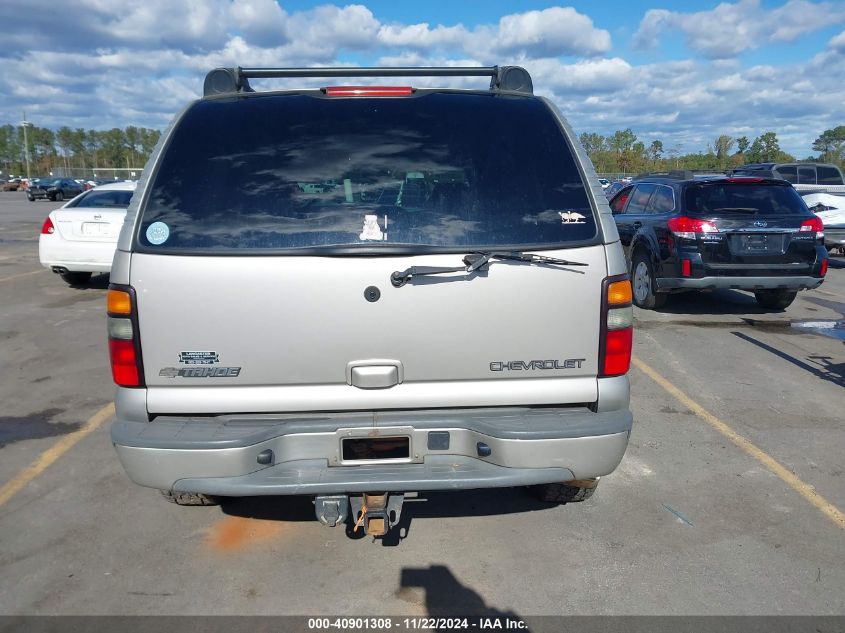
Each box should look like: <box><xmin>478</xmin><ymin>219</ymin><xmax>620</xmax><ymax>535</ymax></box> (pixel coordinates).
<box><xmin>38</xmin><ymin>181</ymin><xmax>136</xmax><ymax>285</ymax></box>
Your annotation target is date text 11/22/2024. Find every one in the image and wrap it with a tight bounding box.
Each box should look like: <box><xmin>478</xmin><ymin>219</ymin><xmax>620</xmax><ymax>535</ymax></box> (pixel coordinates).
<box><xmin>307</xmin><ymin>617</ymin><xmax>529</xmax><ymax>630</ymax></box>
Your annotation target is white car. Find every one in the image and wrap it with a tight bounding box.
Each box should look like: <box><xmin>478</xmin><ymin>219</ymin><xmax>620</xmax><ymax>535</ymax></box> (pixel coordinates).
<box><xmin>802</xmin><ymin>192</ymin><xmax>845</xmax><ymax>253</ymax></box>
<box><xmin>598</xmin><ymin>178</ymin><xmax>610</xmax><ymax>189</ymax></box>
<box><xmin>38</xmin><ymin>181</ymin><xmax>136</xmax><ymax>285</ymax></box>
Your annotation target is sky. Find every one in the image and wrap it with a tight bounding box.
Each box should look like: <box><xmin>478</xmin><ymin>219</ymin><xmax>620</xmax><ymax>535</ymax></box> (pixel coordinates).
<box><xmin>2</xmin><ymin>0</ymin><xmax>845</xmax><ymax>157</ymax></box>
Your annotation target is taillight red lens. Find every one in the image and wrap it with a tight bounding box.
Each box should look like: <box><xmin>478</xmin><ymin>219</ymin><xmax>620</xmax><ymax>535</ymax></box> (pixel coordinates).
<box><xmin>41</xmin><ymin>217</ymin><xmax>54</xmax><ymax>234</ymax></box>
<box><xmin>800</xmin><ymin>216</ymin><xmax>824</xmax><ymax>232</ymax></box>
<box><xmin>324</xmin><ymin>86</ymin><xmax>413</xmax><ymax>97</ymax></box>
<box><xmin>109</xmin><ymin>339</ymin><xmax>140</xmax><ymax>387</ymax></box>
<box><xmin>667</xmin><ymin>216</ymin><xmax>719</xmax><ymax>235</ymax></box>
<box><xmin>820</xmin><ymin>258</ymin><xmax>828</xmax><ymax>277</ymax></box>
<box><xmin>603</xmin><ymin>328</ymin><xmax>633</xmax><ymax>376</ymax></box>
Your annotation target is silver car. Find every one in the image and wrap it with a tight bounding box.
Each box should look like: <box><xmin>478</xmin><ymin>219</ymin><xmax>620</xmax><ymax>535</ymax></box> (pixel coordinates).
<box><xmin>107</xmin><ymin>66</ymin><xmax>634</xmax><ymax>536</ymax></box>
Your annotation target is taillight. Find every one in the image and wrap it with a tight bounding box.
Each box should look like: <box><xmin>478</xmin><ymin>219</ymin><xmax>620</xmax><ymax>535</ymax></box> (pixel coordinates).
<box><xmin>667</xmin><ymin>216</ymin><xmax>719</xmax><ymax>239</ymax></box>
<box><xmin>107</xmin><ymin>286</ymin><xmax>144</xmax><ymax>387</ymax></box>
<box><xmin>600</xmin><ymin>275</ymin><xmax>633</xmax><ymax>377</ymax></box>
<box><xmin>324</xmin><ymin>86</ymin><xmax>413</xmax><ymax>97</ymax></box>
<box><xmin>41</xmin><ymin>217</ymin><xmax>54</xmax><ymax>234</ymax></box>
<box><xmin>800</xmin><ymin>216</ymin><xmax>824</xmax><ymax>241</ymax></box>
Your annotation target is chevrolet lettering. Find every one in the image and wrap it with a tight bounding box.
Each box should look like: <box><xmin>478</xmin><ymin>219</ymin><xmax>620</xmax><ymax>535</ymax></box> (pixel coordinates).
<box><xmin>490</xmin><ymin>359</ymin><xmax>586</xmax><ymax>371</ymax></box>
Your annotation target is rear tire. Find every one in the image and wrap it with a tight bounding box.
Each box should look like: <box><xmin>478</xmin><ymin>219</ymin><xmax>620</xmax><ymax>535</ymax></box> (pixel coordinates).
<box><xmin>754</xmin><ymin>289</ymin><xmax>797</xmax><ymax>310</ymax></box>
<box><xmin>160</xmin><ymin>490</ymin><xmax>219</xmax><ymax>506</ymax></box>
<box><xmin>55</xmin><ymin>191</ymin><xmax>64</xmax><ymax>202</ymax></box>
<box><xmin>631</xmin><ymin>251</ymin><xmax>667</xmax><ymax>309</ymax></box>
<box><xmin>59</xmin><ymin>271</ymin><xmax>92</xmax><ymax>286</ymax></box>
<box><xmin>528</xmin><ymin>479</ymin><xmax>599</xmax><ymax>504</ymax></box>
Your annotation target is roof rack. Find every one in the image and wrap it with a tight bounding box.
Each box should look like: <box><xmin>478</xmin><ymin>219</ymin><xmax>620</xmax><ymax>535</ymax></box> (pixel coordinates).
<box><xmin>202</xmin><ymin>66</ymin><xmax>533</xmax><ymax>98</ymax></box>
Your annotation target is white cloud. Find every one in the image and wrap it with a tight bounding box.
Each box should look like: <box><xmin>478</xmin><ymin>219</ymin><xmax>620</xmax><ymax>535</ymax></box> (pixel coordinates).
<box><xmin>634</xmin><ymin>0</ymin><xmax>845</xmax><ymax>59</ymax></box>
<box><xmin>491</xmin><ymin>7</ymin><xmax>611</xmax><ymax>57</ymax></box>
<box><xmin>0</xmin><ymin>1</ymin><xmax>842</xmax><ymax>158</ymax></box>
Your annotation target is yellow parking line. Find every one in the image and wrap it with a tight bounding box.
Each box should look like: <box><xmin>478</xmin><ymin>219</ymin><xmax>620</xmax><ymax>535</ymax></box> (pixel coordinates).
<box><xmin>0</xmin><ymin>269</ymin><xmax>46</xmax><ymax>283</ymax></box>
<box><xmin>0</xmin><ymin>403</ymin><xmax>114</xmax><ymax>508</ymax></box>
<box><xmin>632</xmin><ymin>356</ymin><xmax>845</xmax><ymax>531</ymax></box>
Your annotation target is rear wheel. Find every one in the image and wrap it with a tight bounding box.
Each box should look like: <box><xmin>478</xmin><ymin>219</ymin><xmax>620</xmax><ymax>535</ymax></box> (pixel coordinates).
<box><xmin>529</xmin><ymin>479</ymin><xmax>599</xmax><ymax>504</ymax></box>
<box><xmin>160</xmin><ymin>490</ymin><xmax>219</xmax><ymax>506</ymax></box>
<box><xmin>754</xmin><ymin>289</ymin><xmax>797</xmax><ymax>310</ymax></box>
<box><xmin>59</xmin><ymin>271</ymin><xmax>92</xmax><ymax>286</ymax></box>
<box><xmin>55</xmin><ymin>191</ymin><xmax>64</xmax><ymax>202</ymax></box>
<box><xmin>631</xmin><ymin>251</ymin><xmax>667</xmax><ymax>309</ymax></box>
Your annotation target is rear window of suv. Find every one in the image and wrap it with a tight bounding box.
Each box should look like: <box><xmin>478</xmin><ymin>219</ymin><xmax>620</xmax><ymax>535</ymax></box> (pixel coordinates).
<box><xmin>137</xmin><ymin>92</ymin><xmax>598</xmax><ymax>253</ymax></box>
<box><xmin>684</xmin><ymin>182</ymin><xmax>809</xmax><ymax>216</ymax></box>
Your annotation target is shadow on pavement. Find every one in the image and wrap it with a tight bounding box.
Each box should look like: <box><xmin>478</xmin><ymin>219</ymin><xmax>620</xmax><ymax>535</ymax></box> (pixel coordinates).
<box><xmin>219</xmin><ymin>487</ymin><xmax>560</xmax><ymax>546</ymax></box>
<box><xmin>732</xmin><ymin>331</ymin><xmax>845</xmax><ymax>387</ymax></box>
<box><xmin>399</xmin><ymin>564</ymin><xmax>523</xmax><ymax>620</ymax></box>
<box><xmin>653</xmin><ymin>289</ymin><xmax>780</xmax><ymax>316</ymax></box>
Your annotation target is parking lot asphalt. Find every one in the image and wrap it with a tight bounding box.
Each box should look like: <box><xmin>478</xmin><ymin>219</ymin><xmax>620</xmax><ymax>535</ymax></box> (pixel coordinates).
<box><xmin>0</xmin><ymin>190</ymin><xmax>843</xmax><ymax>616</ymax></box>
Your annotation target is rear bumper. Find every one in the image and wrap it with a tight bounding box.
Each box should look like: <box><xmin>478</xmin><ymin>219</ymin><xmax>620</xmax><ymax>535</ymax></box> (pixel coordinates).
<box><xmin>39</xmin><ymin>234</ymin><xmax>116</xmax><ymax>272</ymax></box>
<box><xmin>111</xmin><ymin>406</ymin><xmax>633</xmax><ymax>495</ymax></box>
<box><xmin>657</xmin><ymin>275</ymin><xmax>823</xmax><ymax>291</ymax></box>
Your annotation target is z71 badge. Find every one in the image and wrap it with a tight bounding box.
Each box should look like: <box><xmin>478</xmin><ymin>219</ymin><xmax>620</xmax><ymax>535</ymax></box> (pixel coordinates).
<box><xmin>159</xmin><ymin>367</ymin><xmax>241</xmax><ymax>378</ymax></box>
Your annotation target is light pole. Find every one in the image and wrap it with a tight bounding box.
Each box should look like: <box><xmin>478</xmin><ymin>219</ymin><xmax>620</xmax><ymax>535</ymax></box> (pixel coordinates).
<box><xmin>20</xmin><ymin>113</ymin><xmax>32</xmax><ymax>181</ymax></box>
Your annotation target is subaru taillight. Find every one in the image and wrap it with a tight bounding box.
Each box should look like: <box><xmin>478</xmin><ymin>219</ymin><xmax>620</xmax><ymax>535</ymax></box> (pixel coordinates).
<box><xmin>800</xmin><ymin>216</ymin><xmax>824</xmax><ymax>241</ymax></box>
<box><xmin>40</xmin><ymin>217</ymin><xmax>54</xmax><ymax>234</ymax></box>
<box><xmin>107</xmin><ymin>285</ymin><xmax>144</xmax><ymax>387</ymax></box>
<box><xmin>600</xmin><ymin>275</ymin><xmax>633</xmax><ymax>377</ymax></box>
<box><xmin>667</xmin><ymin>216</ymin><xmax>719</xmax><ymax>239</ymax></box>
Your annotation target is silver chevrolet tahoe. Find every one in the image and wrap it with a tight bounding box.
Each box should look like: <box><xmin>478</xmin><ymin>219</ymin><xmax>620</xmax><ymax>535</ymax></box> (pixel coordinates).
<box><xmin>108</xmin><ymin>66</ymin><xmax>634</xmax><ymax>536</ymax></box>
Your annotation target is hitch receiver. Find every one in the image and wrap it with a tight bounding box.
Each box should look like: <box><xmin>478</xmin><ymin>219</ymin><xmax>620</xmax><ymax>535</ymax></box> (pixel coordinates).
<box><xmin>350</xmin><ymin>493</ymin><xmax>405</xmax><ymax>537</ymax></box>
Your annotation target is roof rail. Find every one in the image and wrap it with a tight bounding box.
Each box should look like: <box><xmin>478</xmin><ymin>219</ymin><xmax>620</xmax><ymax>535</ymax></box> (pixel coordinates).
<box><xmin>202</xmin><ymin>66</ymin><xmax>533</xmax><ymax>98</ymax></box>
<box><xmin>634</xmin><ymin>169</ymin><xmax>727</xmax><ymax>181</ymax></box>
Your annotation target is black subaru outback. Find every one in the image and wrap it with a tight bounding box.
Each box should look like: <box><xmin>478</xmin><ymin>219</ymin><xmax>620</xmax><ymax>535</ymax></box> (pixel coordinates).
<box><xmin>609</xmin><ymin>172</ymin><xmax>828</xmax><ymax>310</ymax></box>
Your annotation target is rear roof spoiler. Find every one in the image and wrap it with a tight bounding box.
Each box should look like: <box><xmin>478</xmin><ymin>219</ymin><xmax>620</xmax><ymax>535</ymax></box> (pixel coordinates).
<box><xmin>202</xmin><ymin>65</ymin><xmax>533</xmax><ymax>98</ymax></box>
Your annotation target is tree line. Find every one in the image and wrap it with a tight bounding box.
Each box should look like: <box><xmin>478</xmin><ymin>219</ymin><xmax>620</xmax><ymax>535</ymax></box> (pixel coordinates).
<box><xmin>579</xmin><ymin>126</ymin><xmax>845</xmax><ymax>175</ymax></box>
<box><xmin>3</xmin><ymin>119</ymin><xmax>843</xmax><ymax>180</ymax></box>
<box><xmin>0</xmin><ymin>124</ymin><xmax>161</xmax><ymax>177</ymax></box>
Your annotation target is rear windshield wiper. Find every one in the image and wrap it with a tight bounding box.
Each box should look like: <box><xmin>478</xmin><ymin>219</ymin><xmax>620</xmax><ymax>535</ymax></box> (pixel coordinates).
<box><xmin>390</xmin><ymin>251</ymin><xmax>588</xmax><ymax>287</ymax></box>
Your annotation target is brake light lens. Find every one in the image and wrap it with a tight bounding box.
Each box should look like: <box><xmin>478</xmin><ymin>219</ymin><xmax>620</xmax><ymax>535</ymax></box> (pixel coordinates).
<box><xmin>667</xmin><ymin>216</ymin><xmax>719</xmax><ymax>239</ymax></box>
<box><xmin>324</xmin><ymin>86</ymin><xmax>413</xmax><ymax>97</ymax></box>
<box><xmin>600</xmin><ymin>276</ymin><xmax>633</xmax><ymax>377</ymax></box>
<box><xmin>109</xmin><ymin>339</ymin><xmax>140</xmax><ymax>386</ymax></box>
<box><xmin>41</xmin><ymin>217</ymin><xmax>54</xmax><ymax>234</ymax></box>
<box><xmin>107</xmin><ymin>284</ymin><xmax>143</xmax><ymax>387</ymax></box>
<box><xmin>800</xmin><ymin>216</ymin><xmax>824</xmax><ymax>240</ymax></box>
<box><xmin>603</xmin><ymin>329</ymin><xmax>634</xmax><ymax>376</ymax></box>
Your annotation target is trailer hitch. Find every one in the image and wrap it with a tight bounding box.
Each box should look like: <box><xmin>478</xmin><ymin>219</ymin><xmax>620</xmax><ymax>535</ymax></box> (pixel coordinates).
<box><xmin>350</xmin><ymin>493</ymin><xmax>405</xmax><ymax>537</ymax></box>
<box><xmin>314</xmin><ymin>493</ymin><xmax>405</xmax><ymax>536</ymax></box>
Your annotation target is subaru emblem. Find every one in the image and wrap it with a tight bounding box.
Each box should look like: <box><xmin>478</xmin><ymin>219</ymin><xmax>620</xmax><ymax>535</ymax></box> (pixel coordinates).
<box><xmin>754</xmin><ymin>220</ymin><xmax>767</xmax><ymax>228</ymax></box>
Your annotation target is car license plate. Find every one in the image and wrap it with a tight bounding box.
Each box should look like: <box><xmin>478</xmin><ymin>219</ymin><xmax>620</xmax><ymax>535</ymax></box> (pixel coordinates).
<box><xmin>82</xmin><ymin>222</ymin><xmax>109</xmax><ymax>236</ymax></box>
<box><xmin>730</xmin><ymin>233</ymin><xmax>783</xmax><ymax>254</ymax></box>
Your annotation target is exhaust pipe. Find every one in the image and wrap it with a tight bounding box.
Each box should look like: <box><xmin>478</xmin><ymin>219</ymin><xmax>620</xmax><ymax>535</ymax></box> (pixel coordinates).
<box><xmin>51</xmin><ymin>266</ymin><xmax>69</xmax><ymax>275</ymax></box>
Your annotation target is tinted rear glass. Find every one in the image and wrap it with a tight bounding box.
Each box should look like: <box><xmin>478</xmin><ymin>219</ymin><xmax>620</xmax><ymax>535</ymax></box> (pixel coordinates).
<box><xmin>817</xmin><ymin>166</ymin><xmax>843</xmax><ymax>185</ymax></box>
<box><xmin>66</xmin><ymin>189</ymin><xmax>133</xmax><ymax>208</ymax></box>
<box><xmin>685</xmin><ymin>183</ymin><xmax>810</xmax><ymax>216</ymax></box>
<box><xmin>138</xmin><ymin>93</ymin><xmax>597</xmax><ymax>252</ymax></box>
